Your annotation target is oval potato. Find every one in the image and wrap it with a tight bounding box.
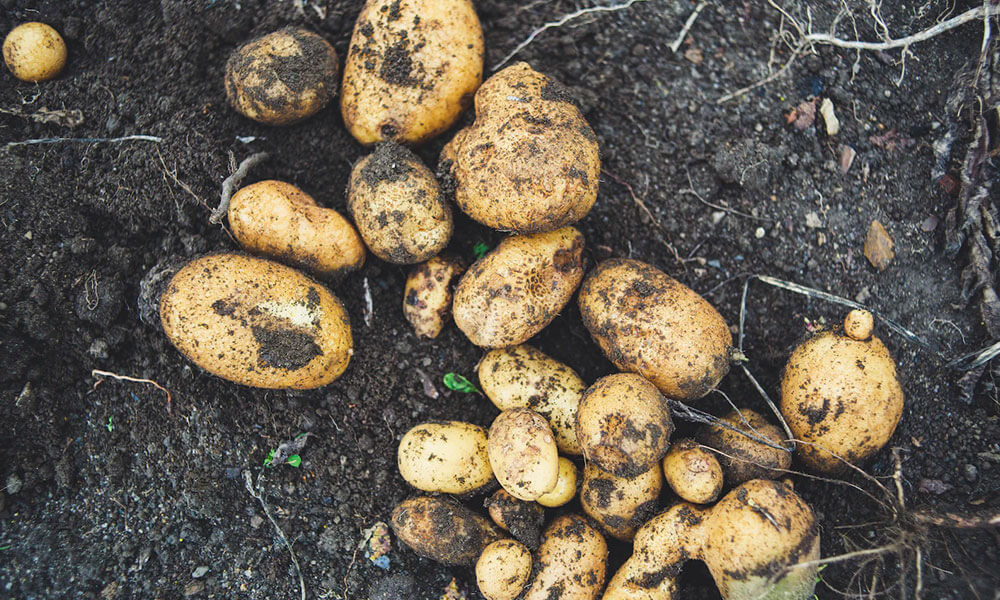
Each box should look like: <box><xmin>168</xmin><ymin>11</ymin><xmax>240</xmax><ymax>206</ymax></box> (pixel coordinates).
<box><xmin>696</xmin><ymin>409</ymin><xmax>791</xmax><ymax>485</ymax></box>
<box><xmin>662</xmin><ymin>438</ymin><xmax>723</xmax><ymax>504</ymax></box>
<box><xmin>403</xmin><ymin>255</ymin><xmax>465</xmax><ymax>338</ymax></box>
<box><xmin>536</xmin><ymin>457</ymin><xmax>579</xmax><ymax>508</ymax></box>
<box><xmin>485</xmin><ymin>488</ymin><xmax>544</xmax><ymax>550</ymax></box>
<box><xmin>477</xmin><ymin>540</ymin><xmax>533</xmax><ymax>600</ymax></box>
<box><xmin>3</xmin><ymin>22</ymin><xmax>66</xmax><ymax>82</ymax></box>
<box><xmin>580</xmin><ymin>462</ymin><xmax>662</xmax><ymax>541</ymax></box>
<box><xmin>390</xmin><ymin>496</ymin><xmax>503</xmax><ymax>566</ymax></box>
<box><xmin>488</xmin><ymin>409</ymin><xmax>559</xmax><ymax>501</ymax></box>
<box><xmin>397</xmin><ymin>421</ymin><xmax>493</xmax><ymax>494</ymax></box>
<box><xmin>523</xmin><ymin>514</ymin><xmax>608</xmax><ymax>600</ymax></box>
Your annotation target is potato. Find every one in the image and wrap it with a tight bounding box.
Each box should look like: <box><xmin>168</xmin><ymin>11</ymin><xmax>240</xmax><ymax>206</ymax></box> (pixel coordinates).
<box><xmin>440</xmin><ymin>62</ymin><xmax>600</xmax><ymax>234</ymax></box>
<box><xmin>348</xmin><ymin>142</ymin><xmax>453</xmax><ymax>264</ymax></box>
<box><xmin>228</xmin><ymin>180</ymin><xmax>365</xmax><ymax>277</ymax></box>
<box><xmin>536</xmin><ymin>457</ymin><xmax>579</xmax><ymax>508</ymax></box>
<box><xmin>523</xmin><ymin>514</ymin><xmax>608</xmax><ymax>600</ymax></box>
<box><xmin>340</xmin><ymin>0</ymin><xmax>483</xmax><ymax>144</ymax></box>
<box><xmin>397</xmin><ymin>421</ymin><xmax>493</xmax><ymax>495</ymax></box>
<box><xmin>696</xmin><ymin>409</ymin><xmax>791</xmax><ymax>486</ymax></box>
<box><xmin>453</xmin><ymin>227</ymin><xmax>585</xmax><ymax>348</ymax></box>
<box><xmin>662</xmin><ymin>438</ymin><xmax>723</xmax><ymax>504</ymax></box>
<box><xmin>477</xmin><ymin>540</ymin><xmax>533</xmax><ymax>600</ymax></box>
<box><xmin>780</xmin><ymin>312</ymin><xmax>904</xmax><ymax>473</ymax></box>
<box><xmin>575</xmin><ymin>373</ymin><xmax>673</xmax><ymax>478</ymax></box>
<box><xmin>843</xmin><ymin>308</ymin><xmax>874</xmax><ymax>341</ymax></box>
<box><xmin>403</xmin><ymin>255</ymin><xmax>465</xmax><ymax>338</ymax></box>
<box><xmin>390</xmin><ymin>496</ymin><xmax>503</xmax><ymax>566</ymax></box>
<box><xmin>225</xmin><ymin>27</ymin><xmax>339</xmax><ymax>125</ymax></box>
<box><xmin>478</xmin><ymin>344</ymin><xmax>585</xmax><ymax>455</ymax></box>
<box><xmin>159</xmin><ymin>253</ymin><xmax>352</xmax><ymax>389</ymax></box>
<box><xmin>485</xmin><ymin>488</ymin><xmax>544</xmax><ymax>549</ymax></box>
<box><xmin>578</xmin><ymin>258</ymin><xmax>734</xmax><ymax>401</ymax></box>
<box><xmin>3</xmin><ymin>22</ymin><xmax>66</xmax><ymax>82</ymax></box>
<box><xmin>580</xmin><ymin>462</ymin><xmax>662</xmax><ymax>541</ymax></box>
<box><xmin>488</xmin><ymin>409</ymin><xmax>559</xmax><ymax>501</ymax></box>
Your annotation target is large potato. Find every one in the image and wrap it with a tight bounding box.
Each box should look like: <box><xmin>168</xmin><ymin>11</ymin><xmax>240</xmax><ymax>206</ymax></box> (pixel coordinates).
<box><xmin>696</xmin><ymin>409</ymin><xmax>791</xmax><ymax>485</ymax></box>
<box><xmin>578</xmin><ymin>258</ymin><xmax>734</xmax><ymax>401</ymax></box>
<box><xmin>580</xmin><ymin>462</ymin><xmax>662</xmax><ymax>541</ymax></box>
<box><xmin>340</xmin><ymin>0</ymin><xmax>483</xmax><ymax>144</ymax></box>
<box><xmin>397</xmin><ymin>421</ymin><xmax>493</xmax><ymax>494</ymax></box>
<box><xmin>229</xmin><ymin>180</ymin><xmax>365</xmax><ymax>277</ymax></box>
<box><xmin>348</xmin><ymin>142</ymin><xmax>452</xmax><ymax>264</ymax></box>
<box><xmin>403</xmin><ymin>255</ymin><xmax>465</xmax><ymax>338</ymax></box>
<box><xmin>453</xmin><ymin>227</ymin><xmax>585</xmax><ymax>348</ymax></box>
<box><xmin>440</xmin><ymin>62</ymin><xmax>600</xmax><ymax>233</ymax></box>
<box><xmin>159</xmin><ymin>253</ymin><xmax>352</xmax><ymax>389</ymax></box>
<box><xmin>488</xmin><ymin>409</ymin><xmax>559</xmax><ymax>501</ymax></box>
<box><xmin>390</xmin><ymin>496</ymin><xmax>503</xmax><ymax>566</ymax></box>
<box><xmin>523</xmin><ymin>514</ymin><xmax>608</xmax><ymax>600</ymax></box>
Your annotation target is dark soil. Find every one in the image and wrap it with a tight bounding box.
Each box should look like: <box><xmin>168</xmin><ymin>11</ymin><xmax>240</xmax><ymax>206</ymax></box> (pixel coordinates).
<box><xmin>2</xmin><ymin>1</ymin><xmax>998</xmax><ymax>599</ymax></box>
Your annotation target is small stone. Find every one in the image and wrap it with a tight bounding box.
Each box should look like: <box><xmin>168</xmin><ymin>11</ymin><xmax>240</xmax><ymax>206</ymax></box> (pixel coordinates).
<box><xmin>921</xmin><ymin>216</ymin><xmax>939</xmax><ymax>232</ymax></box>
<box><xmin>817</xmin><ymin>232</ymin><xmax>827</xmax><ymax>246</ymax></box>
<box><xmin>24</xmin><ymin>231</ymin><xmax>32</xmax><ymax>240</ymax></box>
<box><xmin>250</xmin><ymin>515</ymin><xmax>264</xmax><ymax>529</ymax></box>
<box><xmin>963</xmin><ymin>464</ymin><xmax>978</xmax><ymax>482</ymax></box>
<box><xmin>183</xmin><ymin>581</ymin><xmax>205</xmax><ymax>596</ymax></box>
<box><xmin>855</xmin><ymin>287</ymin><xmax>871</xmax><ymax>303</ymax></box>
<box><xmin>683</xmin><ymin>47</ymin><xmax>703</xmax><ymax>64</ymax></box>
<box><xmin>6</xmin><ymin>474</ymin><xmax>22</xmax><ymax>495</ymax></box>
<box><xmin>838</xmin><ymin>145</ymin><xmax>856</xmax><ymax>174</ymax></box>
<box><xmin>711</xmin><ymin>211</ymin><xmax>726</xmax><ymax>224</ymax></box>
<box><xmin>805</xmin><ymin>212</ymin><xmax>822</xmax><ymax>229</ymax></box>
<box><xmin>192</xmin><ymin>566</ymin><xmax>210</xmax><ymax>578</ymax></box>
<box><xmin>819</xmin><ymin>98</ymin><xmax>840</xmax><ymax>135</ymax></box>
<box><xmin>754</xmin><ymin>227</ymin><xmax>765</xmax><ymax>239</ymax></box>
<box><xmin>864</xmin><ymin>220</ymin><xmax>895</xmax><ymax>270</ymax></box>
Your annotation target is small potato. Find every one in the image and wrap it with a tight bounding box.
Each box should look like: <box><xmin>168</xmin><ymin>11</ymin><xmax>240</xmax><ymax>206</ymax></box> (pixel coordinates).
<box><xmin>477</xmin><ymin>540</ymin><xmax>533</xmax><ymax>600</ymax></box>
<box><xmin>453</xmin><ymin>227</ymin><xmax>585</xmax><ymax>348</ymax></box>
<box><xmin>341</xmin><ymin>0</ymin><xmax>483</xmax><ymax>144</ymax></box>
<box><xmin>485</xmin><ymin>489</ymin><xmax>544</xmax><ymax>549</ymax></box>
<box><xmin>489</xmin><ymin>409</ymin><xmax>559</xmax><ymax>501</ymax></box>
<box><xmin>391</xmin><ymin>496</ymin><xmax>503</xmax><ymax>566</ymax></box>
<box><xmin>229</xmin><ymin>180</ymin><xmax>365</xmax><ymax>277</ymax></box>
<box><xmin>537</xmin><ymin>457</ymin><xmax>578</xmax><ymax>508</ymax></box>
<box><xmin>397</xmin><ymin>421</ymin><xmax>493</xmax><ymax>495</ymax></box>
<box><xmin>3</xmin><ymin>22</ymin><xmax>66</xmax><ymax>82</ymax></box>
<box><xmin>843</xmin><ymin>308</ymin><xmax>874</xmax><ymax>341</ymax></box>
<box><xmin>403</xmin><ymin>255</ymin><xmax>465</xmax><ymax>338</ymax></box>
<box><xmin>696</xmin><ymin>409</ymin><xmax>792</xmax><ymax>486</ymax></box>
<box><xmin>478</xmin><ymin>345</ymin><xmax>585</xmax><ymax>455</ymax></box>
<box><xmin>578</xmin><ymin>258</ymin><xmax>734</xmax><ymax>401</ymax></box>
<box><xmin>662</xmin><ymin>438</ymin><xmax>723</xmax><ymax>504</ymax></box>
<box><xmin>580</xmin><ymin>462</ymin><xmax>662</xmax><ymax>541</ymax></box>
<box><xmin>348</xmin><ymin>142</ymin><xmax>453</xmax><ymax>264</ymax></box>
<box><xmin>576</xmin><ymin>373</ymin><xmax>673</xmax><ymax>478</ymax></box>
<box><xmin>225</xmin><ymin>27</ymin><xmax>339</xmax><ymax>125</ymax></box>
<box><xmin>441</xmin><ymin>63</ymin><xmax>600</xmax><ymax>234</ymax></box>
<box><xmin>523</xmin><ymin>514</ymin><xmax>608</xmax><ymax>600</ymax></box>
<box><xmin>159</xmin><ymin>253</ymin><xmax>352</xmax><ymax>389</ymax></box>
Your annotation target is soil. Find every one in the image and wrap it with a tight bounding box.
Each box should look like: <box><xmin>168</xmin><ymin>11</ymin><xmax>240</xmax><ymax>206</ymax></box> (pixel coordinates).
<box><xmin>1</xmin><ymin>1</ymin><xmax>998</xmax><ymax>599</ymax></box>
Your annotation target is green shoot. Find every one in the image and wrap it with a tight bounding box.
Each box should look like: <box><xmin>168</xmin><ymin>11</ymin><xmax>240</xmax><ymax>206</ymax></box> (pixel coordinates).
<box><xmin>286</xmin><ymin>455</ymin><xmax>301</xmax><ymax>467</ymax></box>
<box><xmin>0</xmin><ymin>545</ymin><xmax>10</xmax><ymax>551</ymax></box>
<box><xmin>472</xmin><ymin>242</ymin><xmax>489</xmax><ymax>260</ymax></box>
<box><xmin>264</xmin><ymin>449</ymin><xmax>276</xmax><ymax>467</ymax></box>
<box><xmin>106</xmin><ymin>416</ymin><xmax>114</xmax><ymax>432</ymax></box>
<box><xmin>443</xmin><ymin>372</ymin><xmax>480</xmax><ymax>394</ymax></box>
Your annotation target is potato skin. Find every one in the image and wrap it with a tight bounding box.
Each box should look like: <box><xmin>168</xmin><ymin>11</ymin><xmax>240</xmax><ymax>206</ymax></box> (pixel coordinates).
<box><xmin>348</xmin><ymin>142</ymin><xmax>453</xmax><ymax>264</ymax></box>
<box><xmin>578</xmin><ymin>258</ymin><xmax>733</xmax><ymax>401</ymax></box>
<box><xmin>488</xmin><ymin>409</ymin><xmax>560</xmax><ymax>501</ymax></box>
<box><xmin>696</xmin><ymin>410</ymin><xmax>791</xmax><ymax>486</ymax></box>
<box><xmin>477</xmin><ymin>540</ymin><xmax>533</xmax><ymax>600</ymax></box>
<box><xmin>3</xmin><ymin>22</ymin><xmax>66</xmax><ymax>82</ymax></box>
<box><xmin>537</xmin><ymin>457</ymin><xmax>579</xmax><ymax>508</ymax></box>
<box><xmin>662</xmin><ymin>438</ymin><xmax>723</xmax><ymax>504</ymax></box>
<box><xmin>580</xmin><ymin>462</ymin><xmax>662</xmax><ymax>541</ymax></box>
<box><xmin>523</xmin><ymin>514</ymin><xmax>608</xmax><ymax>600</ymax></box>
<box><xmin>390</xmin><ymin>496</ymin><xmax>503</xmax><ymax>566</ymax></box>
<box><xmin>340</xmin><ymin>0</ymin><xmax>483</xmax><ymax>144</ymax></box>
<box><xmin>225</xmin><ymin>27</ymin><xmax>338</xmax><ymax>125</ymax></box>
<box><xmin>159</xmin><ymin>253</ymin><xmax>352</xmax><ymax>389</ymax></box>
<box><xmin>229</xmin><ymin>180</ymin><xmax>365</xmax><ymax>277</ymax></box>
<box><xmin>453</xmin><ymin>227</ymin><xmax>585</xmax><ymax>348</ymax></box>
<box><xmin>397</xmin><ymin>421</ymin><xmax>493</xmax><ymax>495</ymax></box>
<box><xmin>403</xmin><ymin>255</ymin><xmax>465</xmax><ymax>338</ymax></box>
<box><xmin>485</xmin><ymin>488</ymin><xmax>545</xmax><ymax>549</ymax></box>
<box><xmin>441</xmin><ymin>62</ymin><xmax>600</xmax><ymax>233</ymax></box>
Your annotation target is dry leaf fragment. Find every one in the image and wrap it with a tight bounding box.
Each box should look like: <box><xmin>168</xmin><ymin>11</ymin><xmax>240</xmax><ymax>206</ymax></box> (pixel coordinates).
<box><xmin>864</xmin><ymin>220</ymin><xmax>895</xmax><ymax>270</ymax></box>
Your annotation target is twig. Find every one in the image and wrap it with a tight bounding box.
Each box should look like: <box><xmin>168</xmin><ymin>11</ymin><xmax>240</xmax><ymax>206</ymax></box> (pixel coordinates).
<box><xmin>244</xmin><ymin>471</ymin><xmax>307</xmax><ymax>600</ymax></box>
<box><xmin>669</xmin><ymin>1</ymin><xmax>709</xmax><ymax>52</ymax></box>
<box><xmin>667</xmin><ymin>399</ymin><xmax>788</xmax><ymax>451</ymax></box>
<box><xmin>210</xmin><ymin>151</ymin><xmax>269</xmax><ymax>224</ymax></box>
<box><xmin>912</xmin><ymin>510</ymin><xmax>1000</xmax><ymax>528</ymax></box>
<box><xmin>5</xmin><ymin>134</ymin><xmax>162</xmax><ymax>149</ymax></box>
<box><xmin>92</xmin><ymin>369</ymin><xmax>172</xmax><ymax>415</ymax></box>
<box><xmin>801</xmin><ymin>4</ymin><xmax>990</xmax><ymax>51</ymax></box>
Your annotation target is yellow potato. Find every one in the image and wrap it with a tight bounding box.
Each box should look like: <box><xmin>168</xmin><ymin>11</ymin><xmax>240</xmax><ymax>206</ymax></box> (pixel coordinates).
<box><xmin>453</xmin><ymin>227</ymin><xmax>585</xmax><ymax>348</ymax></box>
<box><xmin>228</xmin><ymin>180</ymin><xmax>365</xmax><ymax>277</ymax></box>
<box><xmin>580</xmin><ymin>462</ymin><xmax>662</xmax><ymax>541</ymax></box>
<box><xmin>397</xmin><ymin>421</ymin><xmax>493</xmax><ymax>494</ymax></box>
<box><xmin>578</xmin><ymin>258</ymin><xmax>734</xmax><ymax>401</ymax></box>
<box><xmin>390</xmin><ymin>496</ymin><xmax>503</xmax><ymax>566</ymax></box>
<box><xmin>341</xmin><ymin>0</ymin><xmax>483</xmax><ymax>144</ymax></box>
<box><xmin>403</xmin><ymin>255</ymin><xmax>465</xmax><ymax>338</ymax></box>
<box><xmin>696</xmin><ymin>409</ymin><xmax>791</xmax><ymax>485</ymax></box>
<box><xmin>536</xmin><ymin>457</ymin><xmax>578</xmax><ymax>508</ymax></box>
<box><xmin>3</xmin><ymin>22</ymin><xmax>66</xmax><ymax>82</ymax></box>
<box><xmin>488</xmin><ymin>409</ymin><xmax>559</xmax><ymax>501</ymax></box>
<box><xmin>485</xmin><ymin>489</ymin><xmax>544</xmax><ymax>549</ymax></box>
<box><xmin>477</xmin><ymin>540</ymin><xmax>533</xmax><ymax>600</ymax></box>
<box><xmin>662</xmin><ymin>438</ymin><xmax>723</xmax><ymax>504</ymax></box>
<box><xmin>523</xmin><ymin>514</ymin><xmax>607</xmax><ymax>600</ymax></box>
<box><xmin>159</xmin><ymin>253</ymin><xmax>352</xmax><ymax>389</ymax></box>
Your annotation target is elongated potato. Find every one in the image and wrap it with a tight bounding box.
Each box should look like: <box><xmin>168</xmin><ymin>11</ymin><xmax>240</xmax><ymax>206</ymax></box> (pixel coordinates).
<box><xmin>580</xmin><ymin>462</ymin><xmax>662</xmax><ymax>541</ymax></box>
<box><xmin>159</xmin><ymin>253</ymin><xmax>352</xmax><ymax>389</ymax></box>
<box><xmin>488</xmin><ymin>409</ymin><xmax>559</xmax><ymax>501</ymax></box>
<box><xmin>662</xmin><ymin>438</ymin><xmax>723</xmax><ymax>504</ymax></box>
<box><xmin>696</xmin><ymin>409</ymin><xmax>791</xmax><ymax>485</ymax></box>
<box><xmin>477</xmin><ymin>540</ymin><xmax>533</xmax><ymax>600</ymax></box>
<box><xmin>403</xmin><ymin>255</ymin><xmax>465</xmax><ymax>338</ymax></box>
<box><xmin>478</xmin><ymin>345</ymin><xmax>585</xmax><ymax>455</ymax></box>
<box><xmin>537</xmin><ymin>457</ymin><xmax>579</xmax><ymax>508</ymax></box>
<box><xmin>485</xmin><ymin>488</ymin><xmax>544</xmax><ymax>549</ymax></box>
<box><xmin>390</xmin><ymin>496</ymin><xmax>503</xmax><ymax>566</ymax></box>
<box><xmin>523</xmin><ymin>514</ymin><xmax>608</xmax><ymax>600</ymax></box>
<box><xmin>397</xmin><ymin>421</ymin><xmax>493</xmax><ymax>494</ymax></box>
<box><xmin>453</xmin><ymin>227</ymin><xmax>585</xmax><ymax>348</ymax></box>
<box><xmin>578</xmin><ymin>258</ymin><xmax>734</xmax><ymax>401</ymax></box>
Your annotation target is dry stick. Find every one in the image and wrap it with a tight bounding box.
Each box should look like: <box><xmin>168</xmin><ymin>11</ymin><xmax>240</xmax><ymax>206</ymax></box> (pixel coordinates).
<box><xmin>912</xmin><ymin>510</ymin><xmax>1000</xmax><ymax>529</ymax></box>
<box><xmin>244</xmin><ymin>471</ymin><xmax>307</xmax><ymax>600</ymax></box>
<box><xmin>210</xmin><ymin>151</ymin><xmax>270</xmax><ymax>224</ymax></box>
<box><xmin>666</xmin><ymin>399</ymin><xmax>788</xmax><ymax>452</ymax></box>
<box><xmin>669</xmin><ymin>1</ymin><xmax>709</xmax><ymax>53</ymax></box>
<box><xmin>91</xmin><ymin>369</ymin><xmax>172</xmax><ymax>415</ymax></box>
<box><xmin>5</xmin><ymin>134</ymin><xmax>163</xmax><ymax>148</ymax></box>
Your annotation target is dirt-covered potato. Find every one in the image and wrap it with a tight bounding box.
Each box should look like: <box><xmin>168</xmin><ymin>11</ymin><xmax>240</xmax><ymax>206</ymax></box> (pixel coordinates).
<box><xmin>696</xmin><ymin>409</ymin><xmax>791</xmax><ymax>486</ymax></box>
<box><xmin>390</xmin><ymin>496</ymin><xmax>503</xmax><ymax>566</ymax></box>
<box><xmin>453</xmin><ymin>227</ymin><xmax>585</xmax><ymax>348</ymax></box>
<box><xmin>477</xmin><ymin>539</ymin><xmax>533</xmax><ymax>600</ymax></box>
<box><xmin>781</xmin><ymin>312</ymin><xmax>904</xmax><ymax>473</ymax></box>
<box><xmin>440</xmin><ymin>62</ymin><xmax>600</xmax><ymax>234</ymax></box>
<box><xmin>478</xmin><ymin>345</ymin><xmax>585</xmax><ymax>455</ymax></box>
<box><xmin>523</xmin><ymin>514</ymin><xmax>608</xmax><ymax>600</ymax></box>
<box><xmin>348</xmin><ymin>142</ymin><xmax>453</xmax><ymax>264</ymax></box>
<box><xmin>228</xmin><ymin>180</ymin><xmax>365</xmax><ymax>277</ymax></box>
<box><xmin>662</xmin><ymin>438</ymin><xmax>723</xmax><ymax>504</ymax></box>
<box><xmin>397</xmin><ymin>421</ymin><xmax>493</xmax><ymax>495</ymax></box>
<box><xmin>488</xmin><ymin>409</ymin><xmax>559</xmax><ymax>501</ymax></box>
<box><xmin>537</xmin><ymin>456</ymin><xmax>579</xmax><ymax>508</ymax></box>
<box><xmin>403</xmin><ymin>255</ymin><xmax>465</xmax><ymax>338</ymax></box>
<box><xmin>580</xmin><ymin>462</ymin><xmax>662</xmax><ymax>541</ymax></box>
<box><xmin>159</xmin><ymin>253</ymin><xmax>352</xmax><ymax>389</ymax></box>
<box><xmin>225</xmin><ymin>27</ymin><xmax>338</xmax><ymax>125</ymax></box>
<box><xmin>576</xmin><ymin>373</ymin><xmax>673</xmax><ymax>478</ymax></box>
<box><xmin>485</xmin><ymin>488</ymin><xmax>544</xmax><ymax>549</ymax></box>
<box><xmin>578</xmin><ymin>258</ymin><xmax>734</xmax><ymax>401</ymax></box>
<box><xmin>340</xmin><ymin>0</ymin><xmax>483</xmax><ymax>144</ymax></box>
<box><xmin>3</xmin><ymin>22</ymin><xmax>66</xmax><ymax>82</ymax></box>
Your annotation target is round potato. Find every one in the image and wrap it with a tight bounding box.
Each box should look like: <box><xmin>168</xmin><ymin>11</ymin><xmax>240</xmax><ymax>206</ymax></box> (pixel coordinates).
<box><xmin>397</xmin><ymin>421</ymin><xmax>493</xmax><ymax>495</ymax></box>
<box><xmin>662</xmin><ymin>438</ymin><xmax>724</xmax><ymax>504</ymax></box>
<box><xmin>159</xmin><ymin>253</ymin><xmax>352</xmax><ymax>389</ymax></box>
<box><xmin>488</xmin><ymin>409</ymin><xmax>559</xmax><ymax>501</ymax></box>
<box><xmin>229</xmin><ymin>180</ymin><xmax>365</xmax><ymax>277</ymax></box>
<box><xmin>578</xmin><ymin>258</ymin><xmax>734</xmax><ymax>401</ymax></box>
<box><xmin>536</xmin><ymin>457</ymin><xmax>578</xmax><ymax>508</ymax></box>
<box><xmin>477</xmin><ymin>540</ymin><xmax>533</xmax><ymax>600</ymax></box>
<box><xmin>390</xmin><ymin>496</ymin><xmax>503</xmax><ymax>566</ymax></box>
<box><xmin>403</xmin><ymin>255</ymin><xmax>465</xmax><ymax>338</ymax></box>
<box><xmin>440</xmin><ymin>62</ymin><xmax>600</xmax><ymax>233</ymax></box>
<box><xmin>341</xmin><ymin>0</ymin><xmax>483</xmax><ymax>144</ymax></box>
<box><xmin>478</xmin><ymin>344</ymin><xmax>585</xmax><ymax>455</ymax></box>
<box><xmin>348</xmin><ymin>142</ymin><xmax>453</xmax><ymax>264</ymax></box>
<box><xmin>3</xmin><ymin>22</ymin><xmax>66</xmax><ymax>82</ymax></box>
<box><xmin>485</xmin><ymin>488</ymin><xmax>544</xmax><ymax>549</ymax></box>
<box><xmin>523</xmin><ymin>514</ymin><xmax>608</xmax><ymax>600</ymax></box>
<box><xmin>225</xmin><ymin>27</ymin><xmax>339</xmax><ymax>125</ymax></box>
<box><xmin>696</xmin><ymin>409</ymin><xmax>792</xmax><ymax>486</ymax></box>
<box><xmin>453</xmin><ymin>227</ymin><xmax>585</xmax><ymax>348</ymax></box>
<box><xmin>580</xmin><ymin>462</ymin><xmax>662</xmax><ymax>541</ymax></box>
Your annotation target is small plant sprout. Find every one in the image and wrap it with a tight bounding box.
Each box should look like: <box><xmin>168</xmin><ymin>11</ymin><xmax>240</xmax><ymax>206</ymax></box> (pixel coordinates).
<box><xmin>264</xmin><ymin>432</ymin><xmax>311</xmax><ymax>468</ymax></box>
<box><xmin>443</xmin><ymin>372</ymin><xmax>481</xmax><ymax>394</ymax></box>
<box><xmin>472</xmin><ymin>241</ymin><xmax>490</xmax><ymax>260</ymax></box>
<box><xmin>286</xmin><ymin>455</ymin><xmax>301</xmax><ymax>468</ymax></box>
<box><xmin>106</xmin><ymin>416</ymin><xmax>114</xmax><ymax>432</ymax></box>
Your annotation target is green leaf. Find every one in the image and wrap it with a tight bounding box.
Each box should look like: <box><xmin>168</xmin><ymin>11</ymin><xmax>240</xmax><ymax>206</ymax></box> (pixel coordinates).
<box><xmin>443</xmin><ymin>372</ymin><xmax>480</xmax><ymax>394</ymax></box>
<box><xmin>106</xmin><ymin>416</ymin><xmax>114</xmax><ymax>432</ymax></box>
<box><xmin>264</xmin><ymin>449</ymin><xmax>276</xmax><ymax>467</ymax></box>
<box><xmin>472</xmin><ymin>242</ymin><xmax>489</xmax><ymax>260</ymax></box>
<box><xmin>0</xmin><ymin>545</ymin><xmax>10</xmax><ymax>551</ymax></box>
<box><xmin>286</xmin><ymin>455</ymin><xmax>301</xmax><ymax>468</ymax></box>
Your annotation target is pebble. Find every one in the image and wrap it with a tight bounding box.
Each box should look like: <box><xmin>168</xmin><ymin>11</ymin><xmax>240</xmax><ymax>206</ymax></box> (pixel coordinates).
<box><xmin>805</xmin><ymin>212</ymin><xmax>823</xmax><ymax>229</ymax></box>
<box><xmin>250</xmin><ymin>515</ymin><xmax>263</xmax><ymax>529</ymax></box>
<box><xmin>6</xmin><ymin>474</ymin><xmax>23</xmax><ymax>495</ymax></box>
<box><xmin>963</xmin><ymin>463</ymin><xmax>978</xmax><ymax>482</ymax></box>
<box><xmin>754</xmin><ymin>227</ymin><xmax>765</xmax><ymax>239</ymax></box>
<box><xmin>192</xmin><ymin>566</ymin><xmax>209</xmax><ymax>578</ymax></box>
<box><xmin>819</xmin><ymin>98</ymin><xmax>840</xmax><ymax>135</ymax></box>
<box><xmin>864</xmin><ymin>220</ymin><xmax>895</xmax><ymax>270</ymax></box>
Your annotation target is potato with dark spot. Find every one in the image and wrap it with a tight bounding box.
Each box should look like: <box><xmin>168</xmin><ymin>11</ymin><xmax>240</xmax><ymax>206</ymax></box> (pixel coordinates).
<box><xmin>477</xmin><ymin>539</ymin><xmax>533</xmax><ymax>600</ymax></box>
<box><xmin>159</xmin><ymin>253</ymin><xmax>352</xmax><ymax>389</ymax></box>
<box><xmin>523</xmin><ymin>514</ymin><xmax>608</xmax><ymax>600</ymax></box>
<box><xmin>3</xmin><ymin>22</ymin><xmax>66</xmax><ymax>82</ymax></box>
<box><xmin>390</xmin><ymin>496</ymin><xmax>503</xmax><ymax>566</ymax></box>
<box><xmin>403</xmin><ymin>255</ymin><xmax>464</xmax><ymax>338</ymax></box>
<box><xmin>662</xmin><ymin>438</ymin><xmax>723</xmax><ymax>504</ymax></box>
<box><xmin>488</xmin><ymin>409</ymin><xmax>560</xmax><ymax>501</ymax></box>
<box><xmin>485</xmin><ymin>488</ymin><xmax>545</xmax><ymax>549</ymax></box>
<box><xmin>537</xmin><ymin>456</ymin><xmax>579</xmax><ymax>508</ymax></box>
<box><xmin>580</xmin><ymin>462</ymin><xmax>662</xmax><ymax>541</ymax></box>
<box><xmin>397</xmin><ymin>421</ymin><xmax>493</xmax><ymax>495</ymax></box>
<box><xmin>225</xmin><ymin>27</ymin><xmax>339</xmax><ymax>125</ymax></box>
<box><xmin>696</xmin><ymin>409</ymin><xmax>792</xmax><ymax>486</ymax></box>
<box><xmin>348</xmin><ymin>142</ymin><xmax>453</xmax><ymax>264</ymax></box>
<box><xmin>578</xmin><ymin>258</ymin><xmax>734</xmax><ymax>401</ymax></box>
<box><xmin>453</xmin><ymin>227</ymin><xmax>585</xmax><ymax>348</ymax></box>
